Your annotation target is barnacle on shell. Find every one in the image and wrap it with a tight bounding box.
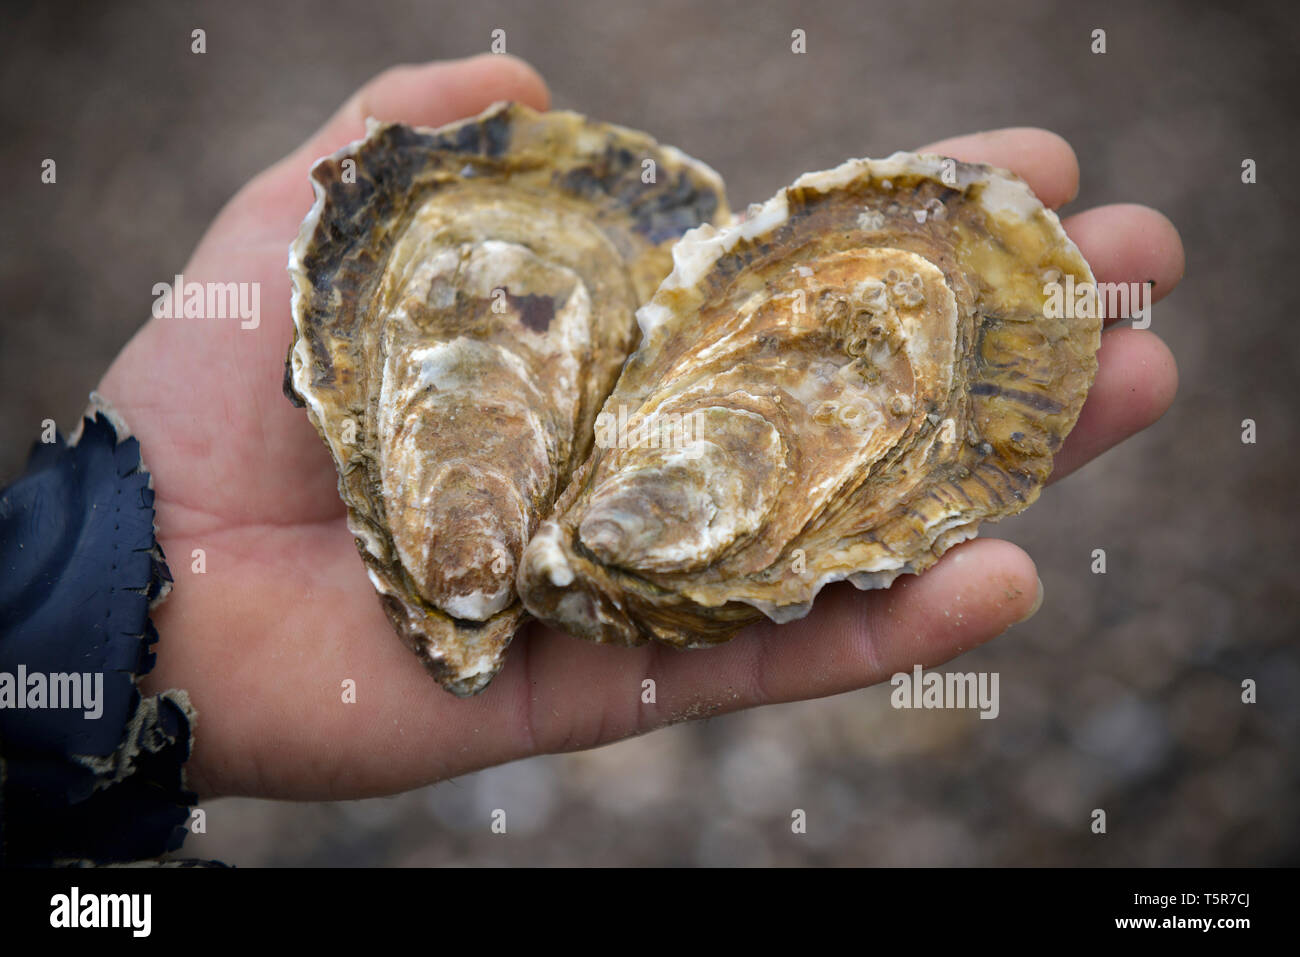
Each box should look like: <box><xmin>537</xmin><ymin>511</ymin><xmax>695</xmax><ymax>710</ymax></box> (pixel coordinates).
<box><xmin>284</xmin><ymin>102</ymin><xmax>730</xmax><ymax>694</ymax></box>
<box><xmin>517</xmin><ymin>153</ymin><xmax>1100</xmax><ymax>646</ymax></box>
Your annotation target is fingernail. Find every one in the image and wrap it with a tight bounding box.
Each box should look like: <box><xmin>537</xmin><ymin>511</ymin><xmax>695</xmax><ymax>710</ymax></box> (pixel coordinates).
<box><xmin>1016</xmin><ymin>576</ymin><xmax>1044</xmax><ymax>624</ymax></box>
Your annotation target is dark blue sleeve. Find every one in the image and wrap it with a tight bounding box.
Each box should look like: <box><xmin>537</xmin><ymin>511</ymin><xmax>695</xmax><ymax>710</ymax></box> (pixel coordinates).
<box><xmin>0</xmin><ymin>409</ymin><xmax>200</xmax><ymax>866</ymax></box>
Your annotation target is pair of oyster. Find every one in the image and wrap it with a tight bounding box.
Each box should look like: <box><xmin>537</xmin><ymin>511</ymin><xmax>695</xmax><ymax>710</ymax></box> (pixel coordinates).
<box><xmin>285</xmin><ymin>103</ymin><xmax>1099</xmax><ymax>695</ymax></box>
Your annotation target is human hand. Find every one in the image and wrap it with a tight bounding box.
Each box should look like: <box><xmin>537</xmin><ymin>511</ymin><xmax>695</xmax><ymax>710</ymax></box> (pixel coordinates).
<box><xmin>99</xmin><ymin>55</ymin><xmax>1183</xmax><ymax>801</ymax></box>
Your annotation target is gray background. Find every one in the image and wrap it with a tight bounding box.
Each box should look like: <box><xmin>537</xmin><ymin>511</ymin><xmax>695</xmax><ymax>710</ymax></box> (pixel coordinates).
<box><xmin>2</xmin><ymin>0</ymin><xmax>1296</xmax><ymax>865</ymax></box>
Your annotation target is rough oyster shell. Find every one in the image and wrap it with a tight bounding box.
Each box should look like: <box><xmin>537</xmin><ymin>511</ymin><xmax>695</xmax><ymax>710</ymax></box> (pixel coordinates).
<box><xmin>518</xmin><ymin>153</ymin><xmax>1100</xmax><ymax>646</ymax></box>
<box><xmin>285</xmin><ymin>102</ymin><xmax>729</xmax><ymax>694</ymax></box>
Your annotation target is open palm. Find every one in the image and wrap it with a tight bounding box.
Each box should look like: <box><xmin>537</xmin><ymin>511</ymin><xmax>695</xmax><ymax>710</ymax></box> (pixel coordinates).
<box><xmin>98</xmin><ymin>55</ymin><xmax>1183</xmax><ymax>801</ymax></box>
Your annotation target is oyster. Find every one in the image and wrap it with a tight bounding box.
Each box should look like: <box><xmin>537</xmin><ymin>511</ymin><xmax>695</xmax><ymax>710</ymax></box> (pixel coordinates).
<box><xmin>285</xmin><ymin>102</ymin><xmax>729</xmax><ymax>694</ymax></box>
<box><xmin>518</xmin><ymin>153</ymin><xmax>1100</xmax><ymax>646</ymax></box>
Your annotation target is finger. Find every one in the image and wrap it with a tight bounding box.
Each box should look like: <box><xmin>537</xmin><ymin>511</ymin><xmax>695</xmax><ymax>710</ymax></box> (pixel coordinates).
<box><xmin>1062</xmin><ymin>204</ymin><xmax>1186</xmax><ymax>321</ymax></box>
<box><xmin>200</xmin><ymin>55</ymin><xmax>550</xmax><ymax>252</ymax></box>
<box><xmin>287</xmin><ymin>54</ymin><xmax>551</xmax><ymax>176</ymax></box>
<box><xmin>508</xmin><ymin>537</ymin><xmax>1040</xmax><ymax>759</ymax></box>
<box><xmin>1049</xmin><ymin>327</ymin><xmax>1178</xmax><ymax>484</ymax></box>
<box><xmin>916</xmin><ymin>128</ymin><xmax>1080</xmax><ymax>209</ymax></box>
<box><xmin>660</xmin><ymin>538</ymin><xmax>1040</xmax><ymax>708</ymax></box>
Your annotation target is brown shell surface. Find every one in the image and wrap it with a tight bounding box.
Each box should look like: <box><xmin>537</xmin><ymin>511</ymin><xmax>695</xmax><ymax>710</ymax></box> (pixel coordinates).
<box><xmin>285</xmin><ymin>102</ymin><xmax>730</xmax><ymax>694</ymax></box>
<box><xmin>518</xmin><ymin>153</ymin><xmax>1101</xmax><ymax>647</ymax></box>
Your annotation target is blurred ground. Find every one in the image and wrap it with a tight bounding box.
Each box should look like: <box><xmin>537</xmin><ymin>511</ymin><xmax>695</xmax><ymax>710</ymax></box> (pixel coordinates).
<box><xmin>2</xmin><ymin>0</ymin><xmax>1297</xmax><ymax>865</ymax></box>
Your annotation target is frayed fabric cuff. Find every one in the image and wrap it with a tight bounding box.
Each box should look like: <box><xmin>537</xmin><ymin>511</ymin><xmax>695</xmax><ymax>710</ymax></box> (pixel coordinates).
<box><xmin>0</xmin><ymin>395</ymin><xmax>199</xmax><ymax>866</ymax></box>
